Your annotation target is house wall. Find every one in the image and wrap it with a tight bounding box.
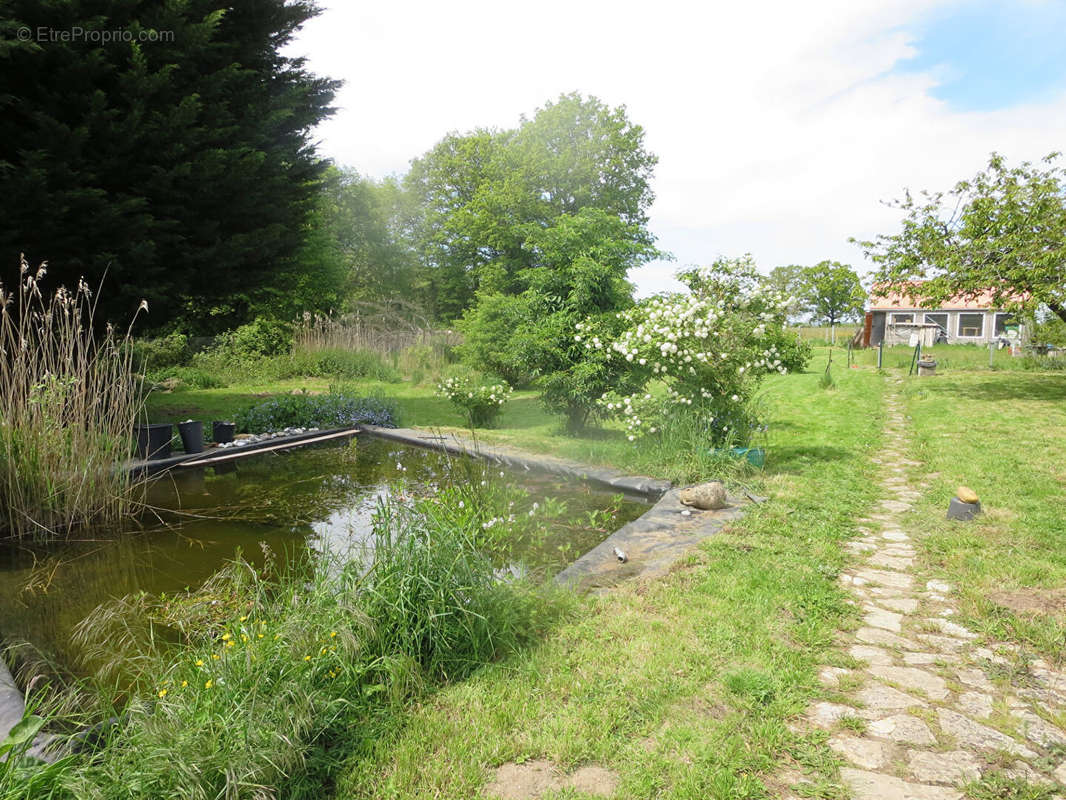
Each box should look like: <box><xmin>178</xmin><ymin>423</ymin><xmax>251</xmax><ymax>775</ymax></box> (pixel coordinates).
<box><xmin>870</xmin><ymin>309</ymin><xmax>1024</xmax><ymax>345</ymax></box>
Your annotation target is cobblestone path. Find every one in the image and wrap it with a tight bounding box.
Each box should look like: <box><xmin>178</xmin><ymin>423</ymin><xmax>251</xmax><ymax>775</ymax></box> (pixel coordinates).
<box><xmin>787</xmin><ymin>383</ymin><xmax>1066</xmax><ymax>799</ymax></box>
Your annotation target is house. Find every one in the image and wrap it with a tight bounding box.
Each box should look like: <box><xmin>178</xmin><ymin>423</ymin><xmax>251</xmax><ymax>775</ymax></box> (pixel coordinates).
<box><xmin>860</xmin><ymin>286</ymin><xmax>1025</xmax><ymax>347</ymax></box>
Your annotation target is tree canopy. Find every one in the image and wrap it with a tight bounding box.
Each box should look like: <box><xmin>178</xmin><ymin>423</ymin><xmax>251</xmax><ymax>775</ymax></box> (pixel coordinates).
<box><xmin>798</xmin><ymin>261</ymin><xmax>865</xmax><ymax>326</ymax></box>
<box><xmin>854</xmin><ymin>152</ymin><xmax>1066</xmax><ymax>324</ymax></box>
<box><xmin>0</xmin><ymin>0</ymin><xmax>338</xmax><ymax>331</ymax></box>
<box><xmin>404</xmin><ymin>93</ymin><xmax>657</xmax><ymax>319</ymax></box>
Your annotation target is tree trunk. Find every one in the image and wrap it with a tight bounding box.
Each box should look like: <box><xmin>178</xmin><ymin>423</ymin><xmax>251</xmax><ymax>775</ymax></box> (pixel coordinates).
<box><xmin>1048</xmin><ymin>302</ymin><xmax>1066</xmax><ymax>326</ymax></box>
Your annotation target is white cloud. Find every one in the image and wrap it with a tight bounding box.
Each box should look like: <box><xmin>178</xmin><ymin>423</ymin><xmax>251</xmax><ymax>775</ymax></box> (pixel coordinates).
<box><xmin>288</xmin><ymin>0</ymin><xmax>1066</xmax><ymax>297</ymax></box>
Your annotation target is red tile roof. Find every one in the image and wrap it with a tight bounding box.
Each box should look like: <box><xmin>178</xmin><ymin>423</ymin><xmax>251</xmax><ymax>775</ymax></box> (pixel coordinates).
<box><xmin>869</xmin><ymin>283</ymin><xmax>1024</xmax><ymax>311</ymax></box>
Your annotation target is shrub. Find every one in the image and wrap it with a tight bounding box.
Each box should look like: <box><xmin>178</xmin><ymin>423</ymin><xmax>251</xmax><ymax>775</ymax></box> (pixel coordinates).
<box><xmin>456</xmin><ymin>294</ymin><xmax>537</xmax><ymax>388</ymax></box>
<box><xmin>234</xmin><ymin>391</ymin><xmax>399</xmax><ymax>433</ymax></box>
<box><xmin>207</xmin><ymin>318</ymin><xmax>293</xmax><ymax>363</ymax></box>
<box><xmin>148</xmin><ymin>366</ymin><xmax>227</xmax><ymax>390</ymax></box>
<box><xmin>282</xmin><ymin>348</ymin><xmax>400</xmax><ymax>382</ymax></box>
<box><xmin>128</xmin><ymin>331</ymin><xmax>189</xmax><ymax>373</ymax></box>
<box><xmin>436</xmin><ymin>377</ymin><xmax>512</xmax><ymax>428</ymax></box>
<box><xmin>590</xmin><ymin>256</ymin><xmax>794</xmax><ymax>447</ymax></box>
<box><xmin>0</xmin><ymin>261</ymin><xmax>147</xmax><ymax>539</ymax></box>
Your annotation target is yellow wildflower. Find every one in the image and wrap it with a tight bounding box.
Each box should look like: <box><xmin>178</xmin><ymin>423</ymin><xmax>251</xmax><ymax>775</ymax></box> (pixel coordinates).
<box><xmin>181</xmin><ymin>680</ymin><xmax>188</xmax><ymax>688</ymax></box>
<box><xmin>225</xmin><ymin>640</ymin><xmax>235</xmax><ymax>648</ymax></box>
<box><xmin>239</xmin><ymin>615</ymin><xmax>247</xmax><ymax>622</ymax></box>
<box><xmin>195</xmin><ymin>659</ymin><xmax>204</xmax><ymax>667</ymax></box>
<box><xmin>221</xmin><ymin>632</ymin><xmax>231</xmax><ymax>641</ymax></box>
<box><xmin>157</xmin><ymin>688</ymin><xmax>168</xmax><ymax>698</ymax></box>
<box><xmin>330</xmin><ymin>631</ymin><xmax>337</xmax><ymax>638</ymax></box>
<box><xmin>240</xmin><ymin>633</ymin><xmax>248</xmax><ymax>642</ymax></box>
<box><xmin>205</xmin><ymin>680</ymin><xmax>213</xmax><ymax>689</ymax></box>
<box><xmin>212</xmin><ymin>653</ymin><xmax>220</xmax><ymax>660</ymax></box>
<box><xmin>304</xmin><ymin>655</ymin><xmax>312</xmax><ymax>662</ymax></box>
<box><xmin>257</xmin><ymin>633</ymin><xmax>264</xmax><ymax>639</ymax></box>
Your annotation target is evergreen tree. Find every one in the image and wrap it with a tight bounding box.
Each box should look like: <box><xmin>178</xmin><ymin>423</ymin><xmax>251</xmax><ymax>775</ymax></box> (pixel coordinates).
<box><xmin>0</xmin><ymin>1</ymin><xmax>338</xmax><ymax>331</ymax></box>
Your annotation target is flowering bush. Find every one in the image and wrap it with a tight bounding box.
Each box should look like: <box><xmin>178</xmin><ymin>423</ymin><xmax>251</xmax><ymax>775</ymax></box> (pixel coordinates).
<box><xmin>583</xmin><ymin>256</ymin><xmax>807</xmax><ymax>445</ymax></box>
<box><xmin>437</xmin><ymin>376</ymin><xmax>513</xmax><ymax>428</ymax></box>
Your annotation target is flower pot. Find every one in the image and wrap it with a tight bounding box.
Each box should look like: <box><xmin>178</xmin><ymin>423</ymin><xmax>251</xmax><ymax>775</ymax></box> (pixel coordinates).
<box><xmin>212</xmin><ymin>421</ymin><xmax>236</xmax><ymax>444</ymax></box>
<box><xmin>177</xmin><ymin>420</ymin><xmax>204</xmax><ymax>454</ymax></box>
<box><xmin>134</xmin><ymin>423</ymin><xmax>173</xmax><ymax>461</ymax></box>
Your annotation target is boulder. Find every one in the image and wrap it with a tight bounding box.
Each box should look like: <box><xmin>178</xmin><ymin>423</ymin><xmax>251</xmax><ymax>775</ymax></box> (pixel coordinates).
<box><xmin>956</xmin><ymin>486</ymin><xmax>979</xmax><ymax>504</ymax></box>
<box><xmin>679</xmin><ymin>481</ymin><xmax>728</xmax><ymax>510</ymax></box>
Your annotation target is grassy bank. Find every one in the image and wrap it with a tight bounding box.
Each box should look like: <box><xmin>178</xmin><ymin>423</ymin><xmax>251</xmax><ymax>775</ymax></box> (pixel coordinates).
<box><xmin>901</xmin><ymin>370</ymin><xmax>1066</xmax><ymax>660</ymax></box>
<box><xmin>330</xmin><ymin>368</ymin><xmax>886</xmax><ymax>798</ymax></box>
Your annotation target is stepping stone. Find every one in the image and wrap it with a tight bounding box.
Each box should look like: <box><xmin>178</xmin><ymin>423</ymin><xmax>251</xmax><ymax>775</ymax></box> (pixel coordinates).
<box><xmin>907</xmin><ymin>751</ymin><xmax>982</xmax><ymax>785</ymax></box>
<box><xmin>915</xmin><ymin>634</ymin><xmax>968</xmax><ymax>653</ymax></box>
<box><xmin>869</xmin><ymin>666</ymin><xmax>949</xmax><ymax>700</ymax></box>
<box><xmin>925</xmin><ymin>618</ymin><xmax>977</xmax><ymax>640</ymax></box>
<box><xmin>870</xmin><ymin>585</ymin><xmax>913</xmax><ymax>600</ymax></box>
<box><xmin>1054</xmin><ymin>761</ymin><xmax>1066</xmax><ymax>785</ymax></box>
<box><xmin>846</xmin><ymin>541</ymin><xmax>878</xmax><ymax>554</ymax></box>
<box><xmin>1010</xmin><ymin>709</ymin><xmax>1066</xmax><ymax>748</ymax></box>
<box><xmin>829</xmin><ymin>735</ymin><xmax>893</xmax><ymax>769</ymax></box>
<box><xmin>854</xmin><ymin>569</ymin><xmax>914</xmax><ymax>590</ymax></box>
<box><xmin>882</xmin><ymin>530</ymin><xmax>911</xmax><ymax>542</ymax></box>
<box><xmin>869</xmin><ymin>553</ymin><xmax>915</xmax><ymax>570</ymax></box>
<box><xmin>840</xmin><ymin>768</ymin><xmax>962</xmax><ymax>800</ymax></box>
<box><xmin>880</xmin><ymin>596</ymin><xmax>919</xmax><ymax>614</ymax></box>
<box><xmin>882</xmin><ymin>545</ymin><xmax>917</xmax><ymax>557</ymax></box>
<box><xmin>865</xmin><ymin>606</ymin><xmax>904</xmax><ymax>632</ymax></box>
<box><xmin>856</xmin><ymin>682</ymin><xmax>927</xmax><ymax>713</ymax></box>
<box><xmin>958</xmin><ymin>692</ymin><xmax>994</xmax><ymax>719</ymax></box>
<box><xmin>850</xmin><ymin>645</ymin><xmax>894</xmax><ymax>666</ymax></box>
<box><xmin>857</xmin><ymin>627</ymin><xmax>920</xmax><ymax>649</ymax></box>
<box><xmin>878</xmin><ymin>500</ymin><xmax>914</xmax><ymax>514</ymax></box>
<box><xmin>936</xmin><ymin>709</ymin><xmax>1038</xmax><ymax>759</ymax></box>
<box><xmin>807</xmin><ymin>702</ymin><xmax>861</xmax><ymax>728</ymax></box>
<box><xmin>868</xmin><ymin>714</ymin><xmax>937</xmax><ymax>745</ymax></box>
<box><xmin>903</xmin><ymin>652</ymin><xmax>955</xmax><ymax>666</ymax></box>
<box><xmin>955</xmin><ymin>668</ymin><xmax>994</xmax><ymax>692</ymax></box>
<box><xmin>819</xmin><ymin>667</ymin><xmax>851</xmax><ymax>687</ymax></box>
<box><xmin>926</xmin><ymin>580</ymin><xmax>952</xmax><ymax>593</ymax></box>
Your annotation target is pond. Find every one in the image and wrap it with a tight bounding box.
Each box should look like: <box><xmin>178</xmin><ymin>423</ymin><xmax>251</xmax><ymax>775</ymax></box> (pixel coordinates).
<box><xmin>0</xmin><ymin>435</ymin><xmax>649</xmax><ymax>680</ymax></box>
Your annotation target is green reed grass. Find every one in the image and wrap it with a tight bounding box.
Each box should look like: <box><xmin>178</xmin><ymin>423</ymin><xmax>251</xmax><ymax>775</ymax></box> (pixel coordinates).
<box><xmin>0</xmin><ymin>258</ymin><xmax>147</xmax><ymax>539</ymax></box>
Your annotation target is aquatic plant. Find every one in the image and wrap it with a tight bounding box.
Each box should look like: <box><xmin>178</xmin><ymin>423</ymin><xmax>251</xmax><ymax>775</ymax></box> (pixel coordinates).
<box><xmin>234</xmin><ymin>390</ymin><xmax>399</xmax><ymax>433</ymax></box>
<box><xmin>0</xmin><ymin>258</ymin><xmax>146</xmax><ymax>539</ymax></box>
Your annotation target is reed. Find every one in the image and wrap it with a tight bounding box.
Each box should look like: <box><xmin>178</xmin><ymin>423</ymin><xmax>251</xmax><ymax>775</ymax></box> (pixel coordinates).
<box><xmin>0</xmin><ymin>257</ymin><xmax>146</xmax><ymax>540</ymax></box>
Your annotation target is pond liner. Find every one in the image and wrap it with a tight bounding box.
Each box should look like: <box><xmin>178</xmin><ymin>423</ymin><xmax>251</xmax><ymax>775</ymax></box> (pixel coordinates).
<box><xmin>357</xmin><ymin>426</ymin><xmax>766</xmax><ymax>593</ymax></box>
<box><xmin>358</xmin><ymin>426</ymin><xmax>673</xmax><ymax>501</ymax></box>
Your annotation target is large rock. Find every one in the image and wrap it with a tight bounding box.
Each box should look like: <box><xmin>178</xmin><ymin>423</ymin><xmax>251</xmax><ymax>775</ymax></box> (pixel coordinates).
<box><xmin>679</xmin><ymin>481</ymin><xmax>728</xmax><ymax>510</ymax></box>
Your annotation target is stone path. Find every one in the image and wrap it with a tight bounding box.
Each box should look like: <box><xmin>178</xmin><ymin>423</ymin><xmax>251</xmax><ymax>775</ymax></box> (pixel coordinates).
<box><xmin>787</xmin><ymin>383</ymin><xmax>1066</xmax><ymax>799</ymax></box>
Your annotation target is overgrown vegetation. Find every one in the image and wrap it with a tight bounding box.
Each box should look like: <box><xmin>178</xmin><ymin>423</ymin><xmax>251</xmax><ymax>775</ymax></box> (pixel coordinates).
<box><xmin>12</xmin><ymin>489</ymin><xmax>564</xmax><ymax>799</ymax></box>
<box><xmin>235</xmin><ymin>390</ymin><xmax>399</xmax><ymax>433</ymax></box>
<box><xmin>0</xmin><ymin>263</ymin><xmax>145</xmax><ymax>539</ymax></box>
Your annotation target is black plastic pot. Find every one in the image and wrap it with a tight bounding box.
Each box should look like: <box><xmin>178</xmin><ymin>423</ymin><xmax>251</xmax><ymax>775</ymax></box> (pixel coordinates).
<box><xmin>947</xmin><ymin>497</ymin><xmax>981</xmax><ymax>521</ymax></box>
<box><xmin>212</xmin><ymin>421</ymin><xmax>236</xmax><ymax>444</ymax></box>
<box><xmin>177</xmin><ymin>420</ymin><xmax>204</xmax><ymax>454</ymax></box>
<box><xmin>134</xmin><ymin>423</ymin><xmax>172</xmax><ymax>461</ymax></box>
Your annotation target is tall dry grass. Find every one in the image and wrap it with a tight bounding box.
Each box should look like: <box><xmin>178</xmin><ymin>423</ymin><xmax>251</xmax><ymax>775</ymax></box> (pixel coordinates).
<box><xmin>0</xmin><ymin>257</ymin><xmax>147</xmax><ymax>540</ymax></box>
<box><xmin>294</xmin><ymin>300</ymin><xmax>462</xmax><ymax>382</ymax></box>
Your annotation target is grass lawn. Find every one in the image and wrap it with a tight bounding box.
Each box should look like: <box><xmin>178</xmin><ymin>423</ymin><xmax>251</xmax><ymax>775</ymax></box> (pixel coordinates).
<box><xmin>324</xmin><ymin>368</ymin><xmax>886</xmax><ymax>799</ymax></box>
<box><xmin>901</xmin><ymin>370</ymin><xmax>1066</xmax><ymax>660</ymax></box>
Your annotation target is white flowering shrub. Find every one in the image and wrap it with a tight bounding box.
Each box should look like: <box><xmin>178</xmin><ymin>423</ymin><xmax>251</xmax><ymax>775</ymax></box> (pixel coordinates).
<box><xmin>585</xmin><ymin>256</ymin><xmax>808</xmax><ymax>445</ymax></box>
<box><xmin>436</xmin><ymin>377</ymin><xmax>513</xmax><ymax>428</ymax></box>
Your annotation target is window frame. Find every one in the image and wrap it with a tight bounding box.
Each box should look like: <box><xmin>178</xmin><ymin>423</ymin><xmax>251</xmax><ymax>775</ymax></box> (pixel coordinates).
<box><xmin>994</xmin><ymin>313</ymin><xmax>1017</xmax><ymax>336</ymax></box>
<box><xmin>890</xmin><ymin>313</ymin><xmax>914</xmax><ymax>325</ymax></box>
<box><xmin>957</xmin><ymin>312</ymin><xmax>985</xmax><ymax>338</ymax></box>
<box><xmin>923</xmin><ymin>312</ymin><xmax>949</xmax><ymax>333</ymax></box>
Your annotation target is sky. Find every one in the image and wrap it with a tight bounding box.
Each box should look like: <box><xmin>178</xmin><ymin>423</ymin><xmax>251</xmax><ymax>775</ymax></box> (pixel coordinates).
<box><xmin>287</xmin><ymin>0</ymin><xmax>1066</xmax><ymax>296</ymax></box>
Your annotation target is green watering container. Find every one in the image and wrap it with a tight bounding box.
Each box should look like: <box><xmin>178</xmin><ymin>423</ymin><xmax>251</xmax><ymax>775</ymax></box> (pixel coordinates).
<box><xmin>711</xmin><ymin>447</ymin><xmax>766</xmax><ymax>468</ymax></box>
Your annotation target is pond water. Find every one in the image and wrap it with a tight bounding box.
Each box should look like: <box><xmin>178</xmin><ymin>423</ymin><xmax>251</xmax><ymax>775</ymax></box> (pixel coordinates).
<box><xmin>0</xmin><ymin>436</ymin><xmax>648</xmax><ymax>679</ymax></box>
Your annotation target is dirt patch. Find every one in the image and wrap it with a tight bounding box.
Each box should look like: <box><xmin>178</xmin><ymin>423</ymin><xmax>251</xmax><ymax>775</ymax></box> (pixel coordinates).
<box><xmin>483</xmin><ymin>761</ymin><xmax>621</xmax><ymax>799</ymax></box>
<box><xmin>483</xmin><ymin>761</ymin><xmax>561</xmax><ymax>799</ymax></box>
<box><xmin>990</xmin><ymin>588</ymin><xmax>1066</xmax><ymax>618</ymax></box>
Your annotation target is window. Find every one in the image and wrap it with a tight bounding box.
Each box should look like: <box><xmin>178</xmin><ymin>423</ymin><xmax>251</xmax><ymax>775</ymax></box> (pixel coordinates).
<box><xmin>994</xmin><ymin>313</ymin><xmax>1017</xmax><ymax>336</ymax></box>
<box><xmin>924</xmin><ymin>313</ymin><xmax>949</xmax><ymax>332</ymax></box>
<box><xmin>957</xmin><ymin>313</ymin><xmax>985</xmax><ymax>337</ymax></box>
<box><xmin>891</xmin><ymin>313</ymin><xmax>914</xmax><ymax>324</ymax></box>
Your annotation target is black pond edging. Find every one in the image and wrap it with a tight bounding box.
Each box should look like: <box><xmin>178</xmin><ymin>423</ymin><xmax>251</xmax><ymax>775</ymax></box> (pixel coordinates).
<box><xmin>121</xmin><ymin>427</ymin><xmax>362</xmax><ymax>475</ymax></box>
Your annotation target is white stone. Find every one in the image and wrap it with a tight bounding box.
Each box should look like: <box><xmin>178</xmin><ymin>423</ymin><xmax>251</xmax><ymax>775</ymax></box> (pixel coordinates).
<box><xmin>819</xmin><ymin>667</ymin><xmax>851</xmax><ymax>687</ymax></box>
<box><xmin>854</xmin><ymin>568</ymin><xmax>914</xmax><ymax>590</ymax></box>
<box><xmin>869</xmin><ymin>666</ymin><xmax>949</xmax><ymax>700</ymax></box>
<box><xmin>868</xmin><ymin>714</ymin><xmax>937</xmax><ymax>745</ymax></box>
<box><xmin>907</xmin><ymin>751</ymin><xmax>982</xmax><ymax>785</ymax></box>
<box><xmin>856</xmin><ymin>682</ymin><xmax>927</xmax><ymax>713</ymax></box>
<box><xmin>916</xmin><ymin>634</ymin><xmax>968</xmax><ymax>652</ymax></box>
<box><xmin>955</xmin><ymin>668</ymin><xmax>994</xmax><ymax>692</ymax></box>
<box><xmin>865</xmin><ymin>606</ymin><xmax>905</xmax><ymax>633</ymax></box>
<box><xmin>850</xmin><ymin>645</ymin><xmax>894</xmax><ymax>666</ymax></box>
<box><xmin>882</xmin><ymin>530</ymin><xmax>911</xmax><ymax>542</ymax></box>
<box><xmin>1054</xmin><ymin>761</ymin><xmax>1066</xmax><ymax>785</ymax></box>
<box><xmin>828</xmin><ymin>735</ymin><xmax>892</xmax><ymax>769</ymax></box>
<box><xmin>926</xmin><ymin>580</ymin><xmax>952</xmax><ymax>593</ymax></box>
<box><xmin>936</xmin><ymin>709</ymin><xmax>1038</xmax><ymax>759</ymax></box>
<box><xmin>925</xmin><ymin>618</ymin><xmax>977</xmax><ymax>640</ymax></box>
<box><xmin>1010</xmin><ymin>709</ymin><xmax>1066</xmax><ymax>748</ymax></box>
<box><xmin>857</xmin><ymin>627</ymin><xmax>920</xmax><ymax>649</ymax></box>
<box><xmin>958</xmin><ymin>692</ymin><xmax>994</xmax><ymax>719</ymax></box>
<box><xmin>807</xmin><ymin>702</ymin><xmax>860</xmax><ymax>728</ymax></box>
<box><xmin>903</xmin><ymin>652</ymin><xmax>956</xmax><ymax>666</ymax></box>
<box><xmin>869</xmin><ymin>553</ymin><xmax>915</xmax><ymax>570</ymax></box>
<box><xmin>840</xmin><ymin>768</ymin><xmax>963</xmax><ymax>800</ymax></box>
<box><xmin>880</xmin><ymin>596</ymin><xmax>920</xmax><ymax>614</ymax></box>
